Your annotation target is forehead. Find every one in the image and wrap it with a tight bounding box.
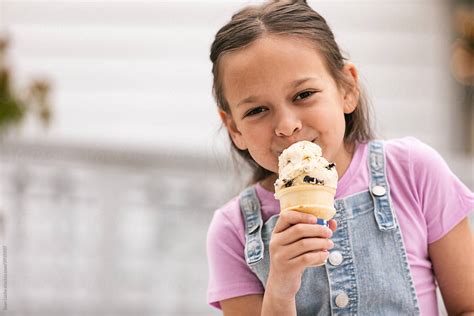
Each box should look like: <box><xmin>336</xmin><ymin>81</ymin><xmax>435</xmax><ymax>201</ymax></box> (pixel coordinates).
<box><xmin>219</xmin><ymin>35</ymin><xmax>331</xmax><ymax>101</ymax></box>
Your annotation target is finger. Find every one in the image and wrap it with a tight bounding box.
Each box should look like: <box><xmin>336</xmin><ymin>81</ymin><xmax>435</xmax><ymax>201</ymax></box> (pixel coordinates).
<box><xmin>273</xmin><ymin>210</ymin><xmax>317</xmax><ymax>233</ymax></box>
<box><xmin>285</xmin><ymin>238</ymin><xmax>334</xmax><ymax>260</ymax></box>
<box><xmin>290</xmin><ymin>250</ymin><xmax>329</xmax><ymax>268</ymax></box>
<box><xmin>328</xmin><ymin>219</ymin><xmax>337</xmax><ymax>232</ymax></box>
<box><xmin>278</xmin><ymin>223</ymin><xmax>333</xmax><ymax>245</ymax></box>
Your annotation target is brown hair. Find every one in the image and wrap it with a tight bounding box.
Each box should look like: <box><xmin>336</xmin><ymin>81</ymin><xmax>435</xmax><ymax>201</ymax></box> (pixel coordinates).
<box><xmin>210</xmin><ymin>0</ymin><xmax>374</xmax><ymax>184</ymax></box>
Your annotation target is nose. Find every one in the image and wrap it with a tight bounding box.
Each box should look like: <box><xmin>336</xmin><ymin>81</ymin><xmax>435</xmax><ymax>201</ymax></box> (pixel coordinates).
<box><xmin>274</xmin><ymin>108</ymin><xmax>302</xmax><ymax>137</ymax></box>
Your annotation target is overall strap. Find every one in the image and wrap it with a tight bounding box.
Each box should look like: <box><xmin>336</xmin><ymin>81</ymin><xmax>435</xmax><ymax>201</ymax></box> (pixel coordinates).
<box><xmin>368</xmin><ymin>141</ymin><xmax>396</xmax><ymax>230</ymax></box>
<box><xmin>239</xmin><ymin>186</ymin><xmax>264</xmax><ymax>265</ymax></box>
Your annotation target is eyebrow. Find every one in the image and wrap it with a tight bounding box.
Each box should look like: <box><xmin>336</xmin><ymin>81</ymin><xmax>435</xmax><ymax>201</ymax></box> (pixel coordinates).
<box><xmin>236</xmin><ymin>77</ymin><xmax>317</xmax><ymax>107</ymax></box>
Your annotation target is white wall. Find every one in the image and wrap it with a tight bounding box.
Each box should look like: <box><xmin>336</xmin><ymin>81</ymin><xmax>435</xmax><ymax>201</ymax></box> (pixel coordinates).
<box><xmin>2</xmin><ymin>1</ymin><xmax>469</xmax><ymax>156</ymax></box>
<box><xmin>4</xmin><ymin>0</ymin><xmax>471</xmax><ymax>183</ymax></box>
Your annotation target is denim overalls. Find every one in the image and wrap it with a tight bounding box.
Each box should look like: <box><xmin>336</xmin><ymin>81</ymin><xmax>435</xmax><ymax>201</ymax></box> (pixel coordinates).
<box><xmin>239</xmin><ymin>141</ymin><xmax>420</xmax><ymax>315</ymax></box>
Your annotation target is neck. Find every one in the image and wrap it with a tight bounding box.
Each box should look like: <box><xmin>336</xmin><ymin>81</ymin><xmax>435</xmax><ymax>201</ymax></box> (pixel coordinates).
<box><xmin>259</xmin><ymin>173</ymin><xmax>278</xmax><ymax>192</ymax></box>
<box><xmin>334</xmin><ymin>141</ymin><xmax>355</xmax><ymax>180</ymax></box>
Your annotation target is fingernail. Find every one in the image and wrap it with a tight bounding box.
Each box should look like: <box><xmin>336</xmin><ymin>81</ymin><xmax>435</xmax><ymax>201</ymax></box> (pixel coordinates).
<box><xmin>328</xmin><ymin>239</ymin><xmax>334</xmax><ymax>249</ymax></box>
<box><xmin>326</xmin><ymin>228</ymin><xmax>333</xmax><ymax>237</ymax></box>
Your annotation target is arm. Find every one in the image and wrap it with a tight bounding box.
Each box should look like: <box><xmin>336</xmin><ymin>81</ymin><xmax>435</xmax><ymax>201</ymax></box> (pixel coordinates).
<box><xmin>221</xmin><ymin>211</ymin><xmax>336</xmax><ymax>315</ymax></box>
<box><xmin>221</xmin><ymin>294</ymin><xmax>263</xmax><ymax>316</ymax></box>
<box><xmin>220</xmin><ymin>289</ymin><xmax>297</xmax><ymax>316</ymax></box>
<box><xmin>429</xmin><ymin>217</ymin><xmax>474</xmax><ymax>316</ymax></box>
<box><xmin>220</xmin><ymin>289</ymin><xmax>298</xmax><ymax>316</ymax></box>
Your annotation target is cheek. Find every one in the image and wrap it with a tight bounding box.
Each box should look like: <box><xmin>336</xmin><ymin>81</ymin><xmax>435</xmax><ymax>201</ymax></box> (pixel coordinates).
<box><xmin>240</xmin><ymin>119</ymin><xmax>273</xmax><ymax>139</ymax></box>
<box><xmin>239</xmin><ymin>125</ymin><xmax>272</xmax><ymax>151</ymax></box>
<box><xmin>244</xmin><ymin>136</ymin><xmax>278</xmax><ymax>172</ymax></box>
<box><xmin>328</xmin><ymin>111</ymin><xmax>347</xmax><ymax>141</ymax></box>
<box><xmin>310</xmin><ymin>105</ymin><xmax>345</xmax><ymax>132</ymax></box>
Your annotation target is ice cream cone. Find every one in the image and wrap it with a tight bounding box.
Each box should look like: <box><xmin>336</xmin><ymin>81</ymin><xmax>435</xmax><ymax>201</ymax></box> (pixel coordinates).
<box><xmin>273</xmin><ymin>141</ymin><xmax>337</xmax><ymax>267</ymax></box>
<box><xmin>274</xmin><ymin>184</ymin><xmax>336</xmax><ymax>220</ymax></box>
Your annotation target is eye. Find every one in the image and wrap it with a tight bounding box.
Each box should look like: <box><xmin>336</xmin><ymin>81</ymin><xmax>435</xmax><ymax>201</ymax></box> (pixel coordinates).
<box><xmin>244</xmin><ymin>106</ymin><xmax>267</xmax><ymax>118</ymax></box>
<box><xmin>294</xmin><ymin>90</ymin><xmax>316</xmax><ymax>101</ymax></box>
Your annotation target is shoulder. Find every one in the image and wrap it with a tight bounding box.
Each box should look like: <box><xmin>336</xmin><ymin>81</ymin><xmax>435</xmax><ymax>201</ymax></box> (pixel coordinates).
<box><xmin>207</xmin><ymin>192</ymin><xmax>266</xmax><ymax>308</ymax></box>
<box><xmin>383</xmin><ymin>136</ymin><xmax>434</xmax><ymax>158</ymax></box>
<box><xmin>207</xmin><ymin>195</ymin><xmax>245</xmax><ymax>246</ymax></box>
<box><xmin>380</xmin><ymin>137</ymin><xmax>473</xmax><ymax>244</ymax></box>
<box><xmin>383</xmin><ymin>136</ymin><xmax>445</xmax><ymax>172</ymax></box>
<box><xmin>380</xmin><ymin>137</ymin><xmax>454</xmax><ymax>204</ymax></box>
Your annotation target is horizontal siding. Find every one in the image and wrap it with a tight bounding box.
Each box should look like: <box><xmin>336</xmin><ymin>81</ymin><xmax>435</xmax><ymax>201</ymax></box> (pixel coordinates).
<box><xmin>4</xmin><ymin>1</ymin><xmax>445</xmax><ymax>32</ymax></box>
<box><xmin>3</xmin><ymin>0</ymin><xmax>456</xmax><ymax>155</ymax></box>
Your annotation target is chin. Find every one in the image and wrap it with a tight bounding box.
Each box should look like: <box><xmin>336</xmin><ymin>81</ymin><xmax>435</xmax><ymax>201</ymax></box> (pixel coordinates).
<box><xmin>263</xmin><ymin>162</ymin><xmax>278</xmax><ymax>174</ymax></box>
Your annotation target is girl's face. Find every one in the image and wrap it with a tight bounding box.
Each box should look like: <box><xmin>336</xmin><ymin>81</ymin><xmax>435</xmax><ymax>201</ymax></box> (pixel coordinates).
<box><xmin>219</xmin><ymin>35</ymin><xmax>359</xmax><ymax>179</ymax></box>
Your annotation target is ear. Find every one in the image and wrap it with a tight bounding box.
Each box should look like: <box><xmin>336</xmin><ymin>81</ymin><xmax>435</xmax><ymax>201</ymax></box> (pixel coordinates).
<box><xmin>341</xmin><ymin>62</ymin><xmax>360</xmax><ymax>114</ymax></box>
<box><xmin>219</xmin><ymin>110</ymin><xmax>247</xmax><ymax>150</ymax></box>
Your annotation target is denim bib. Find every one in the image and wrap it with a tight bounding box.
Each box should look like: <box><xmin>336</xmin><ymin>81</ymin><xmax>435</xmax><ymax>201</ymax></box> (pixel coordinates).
<box><xmin>239</xmin><ymin>141</ymin><xmax>420</xmax><ymax>315</ymax></box>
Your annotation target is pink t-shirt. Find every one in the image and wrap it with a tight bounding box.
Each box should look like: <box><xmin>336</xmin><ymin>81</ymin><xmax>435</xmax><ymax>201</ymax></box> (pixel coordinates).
<box><xmin>207</xmin><ymin>137</ymin><xmax>473</xmax><ymax>315</ymax></box>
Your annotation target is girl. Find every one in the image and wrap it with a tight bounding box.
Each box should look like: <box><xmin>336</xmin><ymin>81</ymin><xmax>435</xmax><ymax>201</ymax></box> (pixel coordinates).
<box><xmin>206</xmin><ymin>1</ymin><xmax>474</xmax><ymax>315</ymax></box>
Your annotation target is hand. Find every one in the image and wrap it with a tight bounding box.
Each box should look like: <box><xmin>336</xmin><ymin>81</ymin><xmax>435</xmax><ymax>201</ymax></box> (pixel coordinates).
<box><xmin>266</xmin><ymin>210</ymin><xmax>336</xmax><ymax>301</ymax></box>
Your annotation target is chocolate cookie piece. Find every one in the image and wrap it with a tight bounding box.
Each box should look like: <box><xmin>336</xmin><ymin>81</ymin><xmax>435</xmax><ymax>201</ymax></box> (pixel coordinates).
<box><xmin>303</xmin><ymin>176</ymin><xmax>324</xmax><ymax>185</ymax></box>
<box><xmin>326</xmin><ymin>163</ymin><xmax>336</xmax><ymax>170</ymax></box>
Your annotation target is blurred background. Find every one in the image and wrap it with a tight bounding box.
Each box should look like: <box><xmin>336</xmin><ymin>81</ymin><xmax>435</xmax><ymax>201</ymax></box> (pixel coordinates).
<box><xmin>0</xmin><ymin>0</ymin><xmax>472</xmax><ymax>315</ymax></box>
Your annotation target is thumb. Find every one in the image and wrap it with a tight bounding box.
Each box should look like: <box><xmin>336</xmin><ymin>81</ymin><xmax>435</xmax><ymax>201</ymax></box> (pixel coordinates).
<box><xmin>328</xmin><ymin>219</ymin><xmax>337</xmax><ymax>232</ymax></box>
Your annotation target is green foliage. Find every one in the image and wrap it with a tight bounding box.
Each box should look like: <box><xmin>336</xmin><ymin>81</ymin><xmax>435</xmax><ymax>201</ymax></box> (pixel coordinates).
<box><xmin>0</xmin><ymin>36</ymin><xmax>52</xmax><ymax>136</ymax></box>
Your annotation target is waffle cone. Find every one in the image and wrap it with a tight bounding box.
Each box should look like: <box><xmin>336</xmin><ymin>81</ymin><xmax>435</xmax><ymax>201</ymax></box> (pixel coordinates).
<box><xmin>274</xmin><ymin>185</ymin><xmax>336</xmax><ymax>220</ymax></box>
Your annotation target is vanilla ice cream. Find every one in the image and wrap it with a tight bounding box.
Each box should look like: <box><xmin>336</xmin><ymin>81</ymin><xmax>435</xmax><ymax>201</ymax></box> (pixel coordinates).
<box><xmin>274</xmin><ymin>140</ymin><xmax>338</xmax><ymax>219</ymax></box>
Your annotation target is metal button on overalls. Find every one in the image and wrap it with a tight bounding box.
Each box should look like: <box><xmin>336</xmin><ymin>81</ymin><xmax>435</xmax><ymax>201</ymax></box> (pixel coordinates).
<box><xmin>335</xmin><ymin>292</ymin><xmax>349</xmax><ymax>308</ymax></box>
<box><xmin>328</xmin><ymin>251</ymin><xmax>343</xmax><ymax>266</ymax></box>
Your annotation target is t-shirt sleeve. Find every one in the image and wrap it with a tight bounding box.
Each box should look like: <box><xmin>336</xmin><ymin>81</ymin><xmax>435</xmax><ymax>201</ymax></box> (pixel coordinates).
<box><xmin>408</xmin><ymin>138</ymin><xmax>474</xmax><ymax>244</ymax></box>
<box><xmin>206</xmin><ymin>206</ymin><xmax>264</xmax><ymax>309</ymax></box>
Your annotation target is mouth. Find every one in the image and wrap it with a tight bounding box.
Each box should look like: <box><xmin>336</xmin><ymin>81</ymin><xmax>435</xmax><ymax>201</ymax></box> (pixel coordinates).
<box><xmin>275</xmin><ymin>138</ymin><xmax>318</xmax><ymax>156</ymax></box>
